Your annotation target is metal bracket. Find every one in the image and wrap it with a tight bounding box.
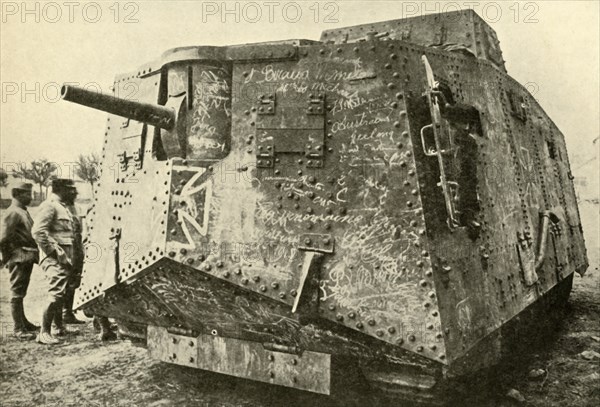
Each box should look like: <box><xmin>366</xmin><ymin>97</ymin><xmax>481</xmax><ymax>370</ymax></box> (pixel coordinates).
<box><xmin>118</xmin><ymin>148</ymin><xmax>143</xmax><ymax>170</ymax></box>
<box><xmin>255</xmin><ymin>95</ymin><xmax>326</xmax><ymax>169</ymax></box>
<box><xmin>297</xmin><ymin>234</ymin><xmax>334</xmax><ymax>254</ymax></box>
<box><xmin>257</xmin><ymin>93</ymin><xmax>276</xmax><ymax>115</ymax></box>
<box><xmin>292</xmin><ymin>251</ymin><xmax>324</xmax><ymax>315</ymax></box>
<box><xmin>306</xmin><ymin>94</ymin><xmax>325</xmax><ymax>115</ymax></box>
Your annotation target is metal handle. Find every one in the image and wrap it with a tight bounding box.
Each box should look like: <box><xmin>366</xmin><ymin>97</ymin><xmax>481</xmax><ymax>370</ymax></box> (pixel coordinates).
<box><xmin>535</xmin><ymin>211</ymin><xmax>560</xmax><ymax>271</ymax></box>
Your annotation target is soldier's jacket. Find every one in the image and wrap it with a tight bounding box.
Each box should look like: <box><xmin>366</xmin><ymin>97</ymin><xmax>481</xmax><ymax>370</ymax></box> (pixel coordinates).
<box><xmin>0</xmin><ymin>200</ymin><xmax>39</xmax><ymax>266</ymax></box>
<box><xmin>32</xmin><ymin>193</ymin><xmax>83</xmax><ymax>268</ymax></box>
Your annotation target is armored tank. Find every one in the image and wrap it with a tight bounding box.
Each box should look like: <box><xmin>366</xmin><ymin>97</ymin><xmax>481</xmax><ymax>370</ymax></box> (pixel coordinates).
<box><xmin>62</xmin><ymin>9</ymin><xmax>587</xmax><ymax>402</ymax></box>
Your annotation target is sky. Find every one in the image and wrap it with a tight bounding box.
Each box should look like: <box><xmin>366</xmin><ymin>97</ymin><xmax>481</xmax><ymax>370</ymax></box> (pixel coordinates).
<box><xmin>1</xmin><ymin>0</ymin><xmax>599</xmax><ymax>170</ymax></box>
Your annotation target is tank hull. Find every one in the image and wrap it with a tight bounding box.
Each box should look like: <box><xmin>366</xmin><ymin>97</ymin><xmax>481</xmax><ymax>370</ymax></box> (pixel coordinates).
<box><xmin>69</xmin><ymin>9</ymin><xmax>587</xmax><ymax>401</ymax></box>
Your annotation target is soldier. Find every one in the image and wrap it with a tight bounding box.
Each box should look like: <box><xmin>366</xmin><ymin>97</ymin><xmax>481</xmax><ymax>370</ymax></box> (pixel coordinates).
<box><xmin>0</xmin><ymin>182</ymin><xmax>40</xmax><ymax>340</ymax></box>
<box><xmin>32</xmin><ymin>178</ymin><xmax>84</xmax><ymax>345</ymax></box>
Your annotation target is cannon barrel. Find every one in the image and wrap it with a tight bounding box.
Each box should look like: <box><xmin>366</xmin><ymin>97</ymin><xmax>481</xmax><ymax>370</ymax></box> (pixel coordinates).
<box><xmin>61</xmin><ymin>85</ymin><xmax>175</xmax><ymax>130</ymax></box>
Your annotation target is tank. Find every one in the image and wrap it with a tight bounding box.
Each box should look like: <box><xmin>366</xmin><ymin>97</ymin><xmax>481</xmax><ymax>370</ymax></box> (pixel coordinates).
<box><xmin>62</xmin><ymin>9</ymin><xmax>588</xmax><ymax>402</ymax></box>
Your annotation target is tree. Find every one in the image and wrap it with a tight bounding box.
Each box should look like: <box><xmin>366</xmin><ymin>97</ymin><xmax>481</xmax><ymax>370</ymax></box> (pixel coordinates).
<box><xmin>75</xmin><ymin>153</ymin><xmax>100</xmax><ymax>195</ymax></box>
<box><xmin>13</xmin><ymin>159</ymin><xmax>57</xmax><ymax>199</ymax></box>
<box><xmin>0</xmin><ymin>168</ymin><xmax>8</xmax><ymax>188</ymax></box>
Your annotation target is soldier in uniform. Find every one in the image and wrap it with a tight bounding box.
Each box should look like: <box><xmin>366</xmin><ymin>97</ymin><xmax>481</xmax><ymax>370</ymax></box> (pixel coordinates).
<box><xmin>32</xmin><ymin>178</ymin><xmax>84</xmax><ymax>344</ymax></box>
<box><xmin>0</xmin><ymin>182</ymin><xmax>40</xmax><ymax>339</ymax></box>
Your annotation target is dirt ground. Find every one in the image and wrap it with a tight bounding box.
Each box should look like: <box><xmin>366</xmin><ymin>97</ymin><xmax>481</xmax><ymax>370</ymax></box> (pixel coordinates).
<box><xmin>0</xmin><ymin>260</ymin><xmax>597</xmax><ymax>407</ymax></box>
<box><xmin>0</xmin><ymin>196</ymin><xmax>598</xmax><ymax>407</ymax></box>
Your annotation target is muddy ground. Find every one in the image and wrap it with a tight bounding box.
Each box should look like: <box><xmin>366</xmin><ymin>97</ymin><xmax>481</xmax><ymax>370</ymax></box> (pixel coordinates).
<box><xmin>0</xmin><ymin>194</ymin><xmax>598</xmax><ymax>407</ymax></box>
<box><xmin>0</xmin><ymin>259</ymin><xmax>598</xmax><ymax>407</ymax></box>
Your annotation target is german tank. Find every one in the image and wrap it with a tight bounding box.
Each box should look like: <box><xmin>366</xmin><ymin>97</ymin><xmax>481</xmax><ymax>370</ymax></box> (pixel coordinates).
<box><xmin>62</xmin><ymin>9</ymin><xmax>588</xmax><ymax>402</ymax></box>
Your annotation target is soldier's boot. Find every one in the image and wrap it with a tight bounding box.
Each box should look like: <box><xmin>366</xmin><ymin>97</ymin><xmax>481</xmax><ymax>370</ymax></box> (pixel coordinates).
<box><xmin>62</xmin><ymin>290</ymin><xmax>86</xmax><ymax>325</ymax></box>
<box><xmin>52</xmin><ymin>298</ymin><xmax>78</xmax><ymax>336</ymax></box>
<box><xmin>36</xmin><ymin>302</ymin><xmax>60</xmax><ymax>345</ymax></box>
<box><xmin>17</xmin><ymin>299</ymin><xmax>40</xmax><ymax>332</ymax></box>
<box><xmin>97</xmin><ymin>316</ymin><xmax>117</xmax><ymax>341</ymax></box>
<box><xmin>10</xmin><ymin>298</ymin><xmax>35</xmax><ymax>340</ymax></box>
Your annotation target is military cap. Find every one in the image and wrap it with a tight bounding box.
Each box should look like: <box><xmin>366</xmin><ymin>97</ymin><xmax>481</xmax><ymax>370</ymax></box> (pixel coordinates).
<box><xmin>12</xmin><ymin>182</ymin><xmax>33</xmax><ymax>191</ymax></box>
<box><xmin>51</xmin><ymin>178</ymin><xmax>76</xmax><ymax>189</ymax></box>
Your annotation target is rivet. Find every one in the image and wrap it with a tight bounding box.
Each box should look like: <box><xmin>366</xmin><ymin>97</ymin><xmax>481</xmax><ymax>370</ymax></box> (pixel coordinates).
<box><xmin>368</xmin><ymin>318</ymin><xmax>376</xmax><ymax>326</ymax></box>
<box><xmin>348</xmin><ymin>312</ymin><xmax>356</xmax><ymax>319</ymax></box>
<box><xmin>376</xmin><ymin>329</ymin><xmax>384</xmax><ymax>337</ymax></box>
<box><xmin>204</xmin><ymin>263</ymin><xmax>211</xmax><ymax>271</ymax></box>
<box><xmin>271</xmin><ymin>282</ymin><xmax>279</xmax><ymax>289</ymax></box>
<box><xmin>336</xmin><ymin>314</ymin><xmax>344</xmax><ymax>321</ymax></box>
<box><xmin>260</xmin><ymin>285</ymin><xmax>267</xmax><ymax>292</ymax></box>
<box><xmin>356</xmin><ymin>322</ymin><xmax>363</xmax><ymax>329</ymax></box>
<box><xmin>388</xmin><ymin>326</ymin><xmax>396</xmax><ymax>334</ymax></box>
<box><xmin>419</xmin><ymin>280</ymin><xmax>427</xmax><ymax>287</ymax></box>
<box><xmin>253</xmin><ymin>276</ymin><xmax>260</xmax><ymax>282</ymax></box>
<box><xmin>408</xmin><ymin>334</ymin><xmax>416</xmax><ymax>342</ymax></box>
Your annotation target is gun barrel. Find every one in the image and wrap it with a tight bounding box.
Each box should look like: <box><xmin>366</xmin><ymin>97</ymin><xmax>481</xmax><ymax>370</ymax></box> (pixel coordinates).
<box><xmin>61</xmin><ymin>85</ymin><xmax>175</xmax><ymax>130</ymax></box>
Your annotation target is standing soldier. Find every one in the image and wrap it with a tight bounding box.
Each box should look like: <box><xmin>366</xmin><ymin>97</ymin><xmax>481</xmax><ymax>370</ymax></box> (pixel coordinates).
<box><xmin>0</xmin><ymin>182</ymin><xmax>40</xmax><ymax>340</ymax></box>
<box><xmin>32</xmin><ymin>179</ymin><xmax>84</xmax><ymax>345</ymax></box>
